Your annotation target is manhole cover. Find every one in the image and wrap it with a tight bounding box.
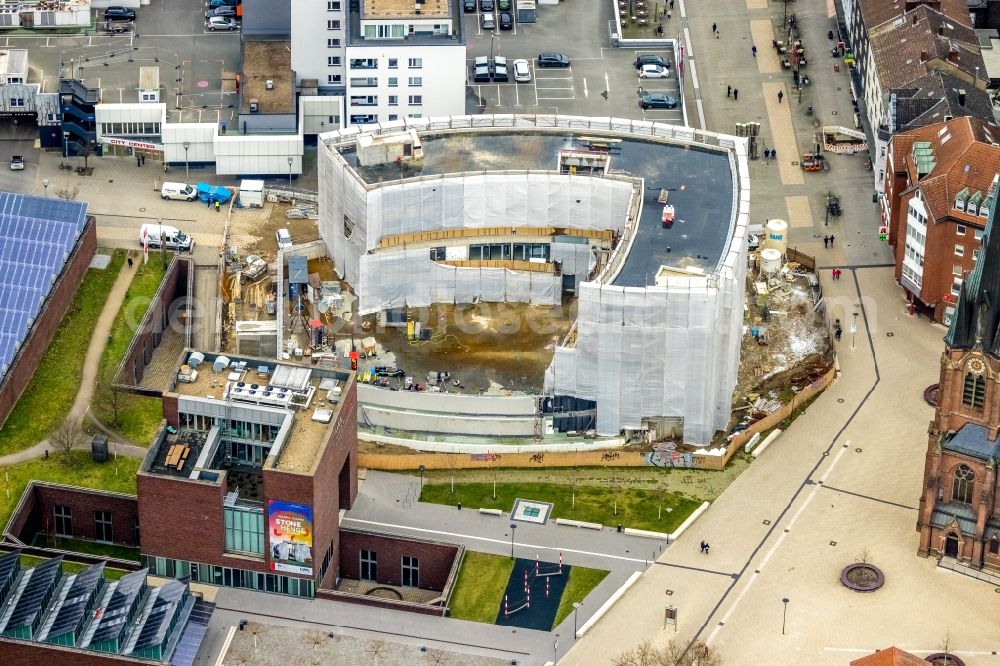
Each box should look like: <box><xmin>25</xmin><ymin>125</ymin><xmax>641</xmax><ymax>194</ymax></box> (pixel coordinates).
<box><xmin>139</xmin><ymin>207</ymin><xmax>145</xmax><ymax>212</ymax></box>
<box><xmin>837</xmin><ymin>398</ymin><xmax>844</xmax><ymax>403</ymax></box>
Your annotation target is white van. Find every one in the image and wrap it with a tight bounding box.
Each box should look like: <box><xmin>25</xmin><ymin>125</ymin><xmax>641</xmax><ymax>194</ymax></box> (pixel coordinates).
<box><xmin>139</xmin><ymin>223</ymin><xmax>192</xmax><ymax>252</ymax></box>
<box><xmin>160</xmin><ymin>182</ymin><xmax>197</xmax><ymax>201</ymax></box>
<box><xmin>276</xmin><ymin>228</ymin><xmax>293</xmax><ymax>250</ymax></box>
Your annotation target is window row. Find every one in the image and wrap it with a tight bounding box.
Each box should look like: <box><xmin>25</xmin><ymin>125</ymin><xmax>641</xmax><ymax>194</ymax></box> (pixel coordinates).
<box><xmin>362</xmin><ymin>24</ymin><xmax>449</xmax><ymax>39</ymax></box>
<box><xmin>224</xmin><ymin>506</ymin><xmax>264</xmax><ymax>555</ymax></box>
<box><xmin>53</xmin><ymin>506</ymin><xmax>114</xmax><ymax>543</ymax></box>
<box><xmin>101</xmin><ymin>122</ymin><xmax>161</xmax><ymax>136</ymax></box>
<box><xmin>349</xmin><ymin>95</ymin><xmax>423</xmax><ymax>107</ymax></box>
<box><xmin>349</xmin><ymin>58</ymin><xmax>423</xmax><ymax>70</ymax></box>
<box><xmin>467</xmin><ymin>243</ymin><xmax>552</xmax><ymax>261</ymax></box>
<box><xmin>349</xmin><ymin>76</ymin><xmax>423</xmax><ymax>87</ymax></box>
<box><xmin>143</xmin><ymin>556</ymin><xmax>315</xmax><ymax>598</ymax></box>
<box><xmin>359</xmin><ymin>550</ymin><xmax>419</xmax><ymax>587</ymax></box>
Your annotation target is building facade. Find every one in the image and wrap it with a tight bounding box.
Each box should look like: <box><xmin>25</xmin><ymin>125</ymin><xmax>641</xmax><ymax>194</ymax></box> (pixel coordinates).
<box><xmin>916</xmin><ymin>196</ymin><xmax>1000</xmax><ymax>573</ymax></box>
<box><xmin>885</xmin><ymin>117</ymin><xmax>1000</xmax><ymax>323</ymax></box>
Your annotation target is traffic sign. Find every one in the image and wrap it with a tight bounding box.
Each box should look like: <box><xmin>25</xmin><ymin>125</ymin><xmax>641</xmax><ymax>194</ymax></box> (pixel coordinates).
<box><xmin>850</xmin><ymin>323</ymin><xmax>857</xmax><ymax>333</ymax></box>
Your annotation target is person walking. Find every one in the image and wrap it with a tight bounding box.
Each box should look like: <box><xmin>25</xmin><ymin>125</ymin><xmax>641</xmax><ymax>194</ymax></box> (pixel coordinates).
<box><xmin>127</xmin><ymin>255</ymin><xmax>134</xmax><ymax>269</ymax></box>
<box><xmin>733</xmin><ymin>89</ymin><xmax>738</xmax><ymax>101</ymax></box>
<box><xmin>140</xmin><ymin>154</ymin><xmax>145</xmax><ymax>166</ymax></box>
<box><xmin>752</xmin><ymin>45</ymin><xmax>757</xmax><ymax>58</ymax></box>
<box><xmin>823</xmin><ymin>235</ymin><xmax>829</xmax><ymax>248</ymax></box>
<box><xmin>727</xmin><ymin>84</ymin><xmax>732</xmax><ymax>98</ymax></box>
<box><xmin>669</xmin><ymin>0</ymin><xmax>673</xmax><ymax>8</ymax></box>
<box><xmin>778</xmin><ymin>90</ymin><xmax>784</xmax><ymax>103</ymax></box>
<box><xmin>214</xmin><ymin>200</ymin><xmax>221</xmax><ymax>213</ymax></box>
<box><xmin>712</xmin><ymin>22</ymin><xmax>717</xmax><ymax>34</ymax></box>
<box><xmin>700</xmin><ymin>540</ymin><xmax>707</xmax><ymax>554</ymax></box>
<box><xmin>829</xmin><ymin>234</ymin><xmax>835</xmax><ymax>246</ymax></box>
<box><xmin>136</xmin><ymin>155</ymin><xmax>141</xmax><ymax>167</ymax></box>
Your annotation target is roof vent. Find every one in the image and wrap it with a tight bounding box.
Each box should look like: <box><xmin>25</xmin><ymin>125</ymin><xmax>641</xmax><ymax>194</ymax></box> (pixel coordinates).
<box><xmin>265</xmin><ymin>79</ymin><xmax>274</xmax><ymax>90</ymax></box>
<box><xmin>249</xmin><ymin>99</ymin><xmax>259</xmax><ymax>113</ymax></box>
<box><xmin>958</xmin><ymin>89</ymin><xmax>966</xmax><ymax>107</ymax></box>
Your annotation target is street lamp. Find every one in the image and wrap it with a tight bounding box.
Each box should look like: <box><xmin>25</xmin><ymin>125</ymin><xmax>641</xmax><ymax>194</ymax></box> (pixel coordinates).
<box><xmin>418</xmin><ymin>464</ymin><xmax>425</xmax><ymax>492</ymax></box>
<box><xmin>63</xmin><ymin>132</ymin><xmax>70</xmax><ymax>159</ymax></box>
<box><xmin>553</xmin><ymin>636</ymin><xmax>559</xmax><ymax>664</ymax></box>
<box><xmin>183</xmin><ymin>141</ymin><xmax>190</xmax><ymax>180</ymax></box>
<box><xmin>42</xmin><ymin>178</ymin><xmax>49</xmax><ymax>196</ymax></box>
<box><xmin>781</xmin><ymin>597</ymin><xmax>789</xmax><ymax>635</ymax></box>
<box><xmin>851</xmin><ymin>312</ymin><xmax>859</xmax><ymax>350</ymax></box>
<box><xmin>572</xmin><ymin>602</ymin><xmax>581</xmax><ymax>638</ymax></box>
<box><xmin>509</xmin><ymin>523</ymin><xmax>517</xmax><ymax>559</ymax></box>
<box><xmin>287</xmin><ymin>157</ymin><xmax>293</xmax><ymax>188</ymax></box>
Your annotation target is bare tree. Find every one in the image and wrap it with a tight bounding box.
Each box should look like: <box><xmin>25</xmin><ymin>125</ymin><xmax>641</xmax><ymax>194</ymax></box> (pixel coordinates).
<box><xmin>447</xmin><ymin>453</ymin><xmax>458</xmax><ymax>494</ymax></box>
<box><xmin>656</xmin><ymin>484</ymin><xmax>672</xmax><ymax>522</ymax></box>
<box><xmin>367</xmin><ymin>639</ymin><xmax>386</xmax><ymax>666</ymax></box>
<box><xmin>304</xmin><ymin>629</ymin><xmax>327</xmax><ymax>651</ymax></box>
<box><xmin>613</xmin><ymin>639</ymin><xmax>722</xmax><ymax>666</ymax></box>
<box><xmin>569</xmin><ymin>466</ymin><xmax>579</xmax><ymax>511</ymax></box>
<box><xmin>426</xmin><ymin>648</ymin><xmax>450</xmax><ymax>665</ymax></box>
<box><xmin>94</xmin><ymin>371</ymin><xmax>132</xmax><ymax>428</ymax></box>
<box><xmin>51</xmin><ymin>419</ymin><xmax>85</xmax><ymax>463</ymax></box>
<box><xmin>56</xmin><ymin>184</ymin><xmax>80</xmax><ymax>200</ymax></box>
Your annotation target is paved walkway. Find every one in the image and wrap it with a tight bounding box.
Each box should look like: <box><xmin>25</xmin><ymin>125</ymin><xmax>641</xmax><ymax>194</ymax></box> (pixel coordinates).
<box><xmin>0</xmin><ymin>258</ymin><xmax>149</xmax><ymax>467</ymax></box>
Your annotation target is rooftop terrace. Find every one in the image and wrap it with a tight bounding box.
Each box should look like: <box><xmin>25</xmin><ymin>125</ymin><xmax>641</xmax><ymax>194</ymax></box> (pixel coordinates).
<box><xmin>339</xmin><ymin>131</ymin><xmax>735</xmax><ymax>281</ymax></box>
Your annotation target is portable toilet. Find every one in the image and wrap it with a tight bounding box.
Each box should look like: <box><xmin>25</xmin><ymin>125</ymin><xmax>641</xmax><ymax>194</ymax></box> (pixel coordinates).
<box><xmin>239</xmin><ymin>179</ymin><xmax>265</xmax><ymax>208</ymax></box>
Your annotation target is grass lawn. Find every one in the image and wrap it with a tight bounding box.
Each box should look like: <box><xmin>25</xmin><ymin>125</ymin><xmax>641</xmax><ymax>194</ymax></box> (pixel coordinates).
<box><xmin>421</xmin><ymin>482</ymin><xmax>701</xmax><ymax>533</ymax></box>
<box><xmin>30</xmin><ymin>535</ymin><xmax>140</xmax><ymax>562</ymax></box>
<box><xmin>0</xmin><ymin>451</ymin><xmax>140</xmax><ymax>531</ymax></box>
<box><xmin>553</xmin><ymin>566</ymin><xmax>609</xmax><ymax>626</ymax></box>
<box><xmin>448</xmin><ymin>552</ymin><xmax>515</xmax><ymax>623</ymax></box>
<box><xmin>0</xmin><ymin>250</ymin><xmax>126</xmax><ymax>457</ymax></box>
<box><xmin>94</xmin><ymin>253</ymin><xmax>170</xmax><ymax>445</ymax></box>
<box><xmin>17</xmin><ymin>554</ymin><xmax>131</xmax><ymax>580</ymax></box>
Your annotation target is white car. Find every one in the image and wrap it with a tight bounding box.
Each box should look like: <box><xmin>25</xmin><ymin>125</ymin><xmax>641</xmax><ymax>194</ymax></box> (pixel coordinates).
<box><xmin>639</xmin><ymin>64</ymin><xmax>670</xmax><ymax>79</ymax></box>
<box><xmin>276</xmin><ymin>228</ymin><xmax>293</xmax><ymax>250</ymax></box>
<box><xmin>513</xmin><ymin>59</ymin><xmax>531</xmax><ymax>82</ymax></box>
<box><xmin>207</xmin><ymin>16</ymin><xmax>238</xmax><ymax>31</ymax></box>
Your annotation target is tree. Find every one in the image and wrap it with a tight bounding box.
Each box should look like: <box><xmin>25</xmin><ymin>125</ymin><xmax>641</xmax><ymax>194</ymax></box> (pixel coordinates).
<box><xmin>51</xmin><ymin>419</ymin><xmax>85</xmax><ymax>463</ymax></box>
<box><xmin>613</xmin><ymin>639</ymin><xmax>722</xmax><ymax>666</ymax></box>
<box><xmin>94</xmin><ymin>371</ymin><xmax>133</xmax><ymax>428</ymax></box>
<box><xmin>366</xmin><ymin>640</ymin><xmax>386</xmax><ymax>666</ymax></box>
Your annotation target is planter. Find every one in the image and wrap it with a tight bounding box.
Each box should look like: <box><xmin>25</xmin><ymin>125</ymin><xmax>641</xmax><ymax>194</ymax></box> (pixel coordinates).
<box><xmin>840</xmin><ymin>563</ymin><xmax>884</xmax><ymax>592</ymax></box>
<box><xmin>925</xmin><ymin>655</ymin><xmax>965</xmax><ymax>666</ymax></box>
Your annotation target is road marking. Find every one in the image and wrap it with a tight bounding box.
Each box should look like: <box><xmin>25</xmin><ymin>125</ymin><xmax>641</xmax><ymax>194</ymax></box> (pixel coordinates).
<box><xmin>604</xmin><ymin>71</ymin><xmax>611</xmax><ymax>94</ymax></box>
<box><xmin>342</xmin><ymin>517</ymin><xmax>649</xmax><ymax>564</ymax></box>
<box><xmin>495</xmin><ymin>84</ymin><xmax>502</xmax><ymax>107</ymax></box>
<box><xmin>582</xmin><ymin>77</ymin><xmax>588</xmax><ymax>98</ymax></box>
<box><xmin>705</xmin><ymin>442</ymin><xmax>852</xmax><ymax>646</ymax></box>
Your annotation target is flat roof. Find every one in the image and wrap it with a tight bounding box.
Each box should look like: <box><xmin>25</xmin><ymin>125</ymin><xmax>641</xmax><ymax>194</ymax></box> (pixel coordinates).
<box><xmin>340</xmin><ymin>132</ymin><xmax>735</xmax><ymax>282</ymax></box>
<box><xmin>241</xmin><ymin>41</ymin><xmax>294</xmax><ymax>115</ymax></box>
<box><xmin>167</xmin><ymin>353</ymin><xmax>351</xmax><ymax>475</ymax></box>
<box><xmin>363</xmin><ymin>0</ymin><xmax>451</xmax><ymax>19</ymax></box>
<box><xmin>0</xmin><ymin>193</ymin><xmax>89</xmax><ymax>384</ymax></box>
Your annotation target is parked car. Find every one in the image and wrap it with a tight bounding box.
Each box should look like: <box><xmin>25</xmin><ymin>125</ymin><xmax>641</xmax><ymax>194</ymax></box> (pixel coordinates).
<box><xmin>634</xmin><ymin>54</ymin><xmax>669</xmax><ymax>69</ymax></box>
<box><xmin>9</xmin><ymin>155</ymin><xmax>23</xmax><ymax>171</ymax></box>
<box><xmin>480</xmin><ymin>12</ymin><xmax>495</xmax><ymax>30</ymax></box>
<box><xmin>161</xmin><ymin>182</ymin><xmax>197</xmax><ymax>201</ymax></box>
<box><xmin>513</xmin><ymin>58</ymin><xmax>531</xmax><ymax>82</ymax></box>
<box><xmin>492</xmin><ymin>56</ymin><xmax>509</xmax><ymax>81</ymax></box>
<box><xmin>480</xmin><ymin>0</ymin><xmax>494</xmax><ymax>10</ymax></box>
<box><xmin>205</xmin><ymin>6</ymin><xmax>236</xmax><ymax>18</ymax></box>
<box><xmin>104</xmin><ymin>6</ymin><xmax>135</xmax><ymax>21</ymax></box>
<box><xmin>498</xmin><ymin>0</ymin><xmax>511</xmax><ymax>9</ymax></box>
<box><xmin>538</xmin><ymin>52</ymin><xmax>570</xmax><ymax>67</ymax></box>
<box><xmin>209</xmin><ymin>0</ymin><xmax>238</xmax><ymax>7</ymax></box>
<box><xmin>276</xmin><ymin>228</ymin><xmax>293</xmax><ymax>250</ymax></box>
<box><xmin>499</xmin><ymin>11</ymin><xmax>513</xmax><ymax>30</ymax></box>
<box><xmin>639</xmin><ymin>64</ymin><xmax>670</xmax><ymax>79</ymax></box>
<box><xmin>463</xmin><ymin>0</ymin><xmax>476</xmax><ymax>11</ymax></box>
<box><xmin>640</xmin><ymin>92</ymin><xmax>678</xmax><ymax>109</ymax></box>
<box><xmin>207</xmin><ymin>16</ymin><xmax>238</xmax><ymax>30</ymax></box>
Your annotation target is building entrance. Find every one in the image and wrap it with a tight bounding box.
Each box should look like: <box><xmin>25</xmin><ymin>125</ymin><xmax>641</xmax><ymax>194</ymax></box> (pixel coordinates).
<box><xmin>944</xmin><ymin>534</ymin><xmax>959</xmax><ymax>558</ymax></box>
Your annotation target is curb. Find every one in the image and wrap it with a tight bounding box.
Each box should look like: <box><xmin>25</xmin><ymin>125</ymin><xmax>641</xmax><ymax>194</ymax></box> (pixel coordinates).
<box><xmin>668</xmin><ymin>501</ymin><xmax>710</xmax><ymax>541</ymax></box>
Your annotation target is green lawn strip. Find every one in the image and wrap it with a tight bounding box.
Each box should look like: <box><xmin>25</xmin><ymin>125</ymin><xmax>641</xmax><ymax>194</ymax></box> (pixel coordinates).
<box><xmin>17</xmin><ymin>554</ymin><xmax>131</xmax><ymax>580</ymax></box>
<box><xmin>553</xmin><ymin>566</ymin><xmax>609</xmax><ymax>626</ymax></box>
<box><xmin>113</xmin><ymin>396</ymin><xmax>164</xmax><ymax>446</ymax></box>
<box><xmin>98</xmin><ymin>252</ymin><xmax>168</xmax><ymax>380</ymax></box>
<box><xmin>29</xmin><ymin>535</ymin><xmax>140</xmax><ymax>562</ymax></box>
<box><xmin>0</xmin><ymin>451</ymin><xmax>140</xmax><ymax>531</ymax></box>
<box><xmin>420</xmin><ymin>482</ymin><xmax>700</xmax><ymax>533</ymax></box>
<box><xmin>0</xmin><ymin>250</ymin><xmax>126</xmax><ymax>457</ymax></box>
<box><xmin>448</xmin><ymin>552</ymin><xmax>515</xmax><ymax>623</ymax></box>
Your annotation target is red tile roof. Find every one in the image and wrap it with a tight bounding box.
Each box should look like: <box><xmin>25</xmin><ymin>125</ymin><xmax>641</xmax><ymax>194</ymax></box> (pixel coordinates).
<box><xmin>850</xmin><ymin>646</ymin><xmax>932</xmax><ymax>666</ymax></box>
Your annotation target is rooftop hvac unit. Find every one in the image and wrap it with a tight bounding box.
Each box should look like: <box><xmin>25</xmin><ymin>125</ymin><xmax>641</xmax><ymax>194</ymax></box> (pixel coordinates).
<box><xmin>265</xmin><ymin>79</ymin><xmax>274</xmax><ymax>90</ymax></box>
<box><xmin>249</xmin><ymin>99</ymin><xmax>259</xmax><ymax>113</ymax></box>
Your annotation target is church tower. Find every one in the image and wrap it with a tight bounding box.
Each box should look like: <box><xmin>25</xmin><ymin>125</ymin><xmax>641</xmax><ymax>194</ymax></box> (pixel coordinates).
<box><xmin>916</xmin><ymin>192</ymin><xmax>1000</xmax><ymax>571</ymax></box>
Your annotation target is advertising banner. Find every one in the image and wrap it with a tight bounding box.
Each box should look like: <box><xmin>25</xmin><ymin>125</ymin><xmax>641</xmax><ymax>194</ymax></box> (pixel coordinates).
<box><xmin>267</xmin><ymin>500</ymin><xmax>314</xmax><ymax>576</ymax></box>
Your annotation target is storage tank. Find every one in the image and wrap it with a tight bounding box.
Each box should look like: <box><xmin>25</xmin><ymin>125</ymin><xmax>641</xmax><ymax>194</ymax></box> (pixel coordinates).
<box><xmin>764</xmin><ymin>219</ymin><xmax>788</xmax><ymax>255</ymax></box>
<box><xmin>760</xmin><ymin>248</ymin><xmax>783</xmax><ymax>274</ymax></box>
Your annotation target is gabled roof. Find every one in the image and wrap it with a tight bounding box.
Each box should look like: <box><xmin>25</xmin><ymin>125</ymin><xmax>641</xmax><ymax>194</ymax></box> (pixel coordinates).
<box><xmin>942</xmin><ymin>421</ymin><xmax>1000</xmax><ymax>460</ymax></box>
<box><xmin>870</xmin><ymin>5</ymin><xmax>985</xmax><ymax>90</ymax></box>
<box><xmin>892</xmin><ymin>71</ymin><xmax>995</xmax><ymax>131</ymax></box>
<box><xmin>850</xmin><ymin>646</ymin><xmax>939</xmax><ymax>666</ymax></box>
<box><xmin>889</xmin><ymin>117</ymin><xmax>1000</xmax><ymax>223</ymax></box>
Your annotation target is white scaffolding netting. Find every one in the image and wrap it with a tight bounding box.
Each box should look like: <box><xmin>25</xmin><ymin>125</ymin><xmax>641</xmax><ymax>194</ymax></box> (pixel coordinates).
<box><xmin>357</xmin><ymin>247</ymin><xmax>562</xmax><ymax>314</ymax></box>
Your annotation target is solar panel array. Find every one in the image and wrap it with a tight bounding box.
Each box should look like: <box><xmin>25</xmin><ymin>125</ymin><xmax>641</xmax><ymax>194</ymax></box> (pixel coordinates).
<box><xmin>169</xmin><ymin>598</ymin><xmax>214</xmax><ymax>666</ymax></box>
<box><xmin>130</xmin><ymin>579</ymin><xmax>184</xmax><ymax>654</ymax></box>
<box><xmin>0</xmin><ymin>192</ymin><xmax>88</xmax><ymax>382</ymax></box>
<box><xmin>42</xmin><ymin>561</ymin><xmax>104</xmax><ymax>642</ymax></box>
<box><xmin>0</xmin><ymin>550</ymin><xmax>20</xmax><ymax>596</ymax></box>
<box><xmin>89</xmin><ymin>568</ymin><xmax>145</xmax><ymax>644</ymax></box>
<box><xmin>2</xmin><ymin>556</ymin><xmax>61</xmax><ymax>635</ymax></box>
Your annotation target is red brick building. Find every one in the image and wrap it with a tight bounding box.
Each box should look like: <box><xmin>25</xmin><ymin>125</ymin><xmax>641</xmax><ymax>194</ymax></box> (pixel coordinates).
<box><xmin>916</xmin><ymin>199</ymin><xmax>1000</xmax><ymax>572</ymax></box>
<box><xmin>884</xmin><ymin>116</ymin><xmax>1000</xmax><ymax>323</ymax></box>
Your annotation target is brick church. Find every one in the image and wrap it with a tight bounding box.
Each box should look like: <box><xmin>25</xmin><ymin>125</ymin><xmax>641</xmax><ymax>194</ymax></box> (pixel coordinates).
<box><xmin>917</xmin><ymin>200</ymin><xmax>1000</xmax><ymax>571</ymax></box>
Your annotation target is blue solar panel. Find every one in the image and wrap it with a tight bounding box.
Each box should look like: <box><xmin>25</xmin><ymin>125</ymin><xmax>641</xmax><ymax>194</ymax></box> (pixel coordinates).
<box><xmin>0</xmin><ymin>192</ymin><xmax>88</xmax><ymax>383</ymax></box>
<box><xmin>169</xmin><ymin>599</ymin><xmax>214</xmax><ymax>666</ymax></box>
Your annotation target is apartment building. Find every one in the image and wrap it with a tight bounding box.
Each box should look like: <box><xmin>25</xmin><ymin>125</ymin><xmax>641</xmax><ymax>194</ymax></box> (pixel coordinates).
<box><xmin>292</xmin><ymin>0</ymin><xmax>465</xmax><ymax>126</ymax></box>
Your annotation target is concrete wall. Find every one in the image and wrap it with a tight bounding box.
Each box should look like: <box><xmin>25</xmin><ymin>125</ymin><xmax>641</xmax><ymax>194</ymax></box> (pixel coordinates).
<box><xmin>0</xmin><ymin>218</ymin><xmax>96</xmax><ymax>427</ymax></box>
<box><xmin>116</xmin><ymin>256</ymin><xmax>189</xmax><ymax>390</ymax></box>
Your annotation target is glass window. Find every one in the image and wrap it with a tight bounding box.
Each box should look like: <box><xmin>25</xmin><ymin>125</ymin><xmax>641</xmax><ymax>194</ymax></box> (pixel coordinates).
<box><xmin>329</xmin><ymin>57</ymin><xmax>342</xmax><ymax>66</ymax></box>
<box><xmin>328</xmin><ymin>0</ymin><xmax>341</xmax><ymax>9</ymax></box>
<box><xmin>408</xmin><ymin>58</ymin><xmax>422</xmax><ymax>68</ymax></box>
<box><xmin>953</xmin><ymin>264</ymin><xmax>963</xmax><ymax>276</ymax></box>
<box><xmin>408</xmin><ymin>95</ymin><xmax>422</xmax><ymax>105</ymax></box>
<box><xmin>955</xmin><ymin>244</ymin><xmax>964</xmax><ymax>257</ymax></box>
<box><xmin>402</xmin><ymin>556</ymin><xmax>419</xmax><ymax>587</ymax></box>
<box><xmin>952</xmin><ymin>464</ymin><xmax>975</xmax><ymax>504</ymax></box>
<box><xmin>388</xmin><ymin>95</ymin><xmax>398</xmax><ymax>106</ymax></box>
<box><xmin>94</xmin><ymin>510</ymin><xmax>113</xmax><ymax>543</ymax></box>
<box><xmin>962</xmin><ymin>372</ymin><xmax>985</xmax><ymax>411</ymax></box>
<box><xmin>388</xmin><ymin>77</ymin><xmax>398</xmax><ymax>87</ymax></box>
<box><xmin>388</xmin><ymin>58</ymin><xmax>398</xmax><ymax>69</ymax></box>
<box><xmin>990</xmin><ymin>536</ymin><xmax>999</xmax><ymax>555</ymax></box>
<box><xmin>224</xmin><ymin>507</ymin><xmax>264</xmax><ymax>555</ymax></box>
<box><xmin>956</xmin><ymin>224</ymin><xmax>966</xmax><ymax>236</ymax></box>
<box><xmin>408</xmin><ymin>77</ymin><xmax>423</xmax><ymax>87</ymax></box>
<box><xmin>360</xmin><ymin>549</ymin><xmax>377</xmax><ymax>581</ymax></box>
<box><xmin>328</xmin><ymin>19</ymin><xmax>341</xmax><ymax>30</ymax></box>
<box><xmin>328</xmin><ymin>74</ymin><xmax>342</xmax><ymax>84</ymax></box>
<box><xmin>54</xmin><ymin>506</ymin><xmax>72</xmax><ymax>538</ymax></box>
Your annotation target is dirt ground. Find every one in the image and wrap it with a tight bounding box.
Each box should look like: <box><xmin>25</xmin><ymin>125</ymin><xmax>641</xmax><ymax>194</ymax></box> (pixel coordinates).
<box><xmin>366</xmin><ymin>300</ymin><xmax>578</xmax><ymax>394</ymax></box>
